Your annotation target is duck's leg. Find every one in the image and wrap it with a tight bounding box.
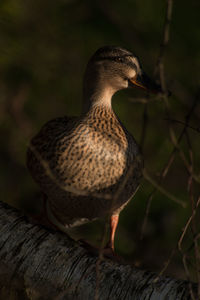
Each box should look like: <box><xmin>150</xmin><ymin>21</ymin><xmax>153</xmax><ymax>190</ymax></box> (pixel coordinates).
<box><xmin>79</xmin><ymin>215</ymin><xmax>119</xmax><ymax>259</ymax></box>
<box><xmin>105</xmin><ymin>214</ymin><xmax>119</xmax><ymax>252</ymax></box>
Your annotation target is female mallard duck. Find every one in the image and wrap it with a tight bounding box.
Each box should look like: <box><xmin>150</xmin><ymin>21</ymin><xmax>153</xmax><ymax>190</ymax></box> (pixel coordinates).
<box><xmin>27</xmin><ymin>46</ymin><xmax>160</xmax><ymax>252</ymax></box>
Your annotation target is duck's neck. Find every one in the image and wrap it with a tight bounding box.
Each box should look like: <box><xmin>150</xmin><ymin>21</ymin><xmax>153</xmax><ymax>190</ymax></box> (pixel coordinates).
<box><xmin>82</xmin><ymin>84</ymin><xmax>115</xmax><ymax>114</ymax></box>
<box><xmin>81</xmin><ymin>67</ymin><xmax>116</xmax><ymax>114</ymax></box>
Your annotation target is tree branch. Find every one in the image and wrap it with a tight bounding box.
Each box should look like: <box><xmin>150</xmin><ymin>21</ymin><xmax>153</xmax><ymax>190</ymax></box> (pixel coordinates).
<box><xmin>0</xmin><ymin>201</ymin><xmax>197</xmax><ymax>300</ymax></box>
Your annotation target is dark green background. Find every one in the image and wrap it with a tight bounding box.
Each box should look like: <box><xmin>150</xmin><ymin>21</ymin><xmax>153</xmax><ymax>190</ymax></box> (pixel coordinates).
<box><xmin>0</xmin><ymin>0</ymin><xmax>200</xmax><ymax>281</ymax></box>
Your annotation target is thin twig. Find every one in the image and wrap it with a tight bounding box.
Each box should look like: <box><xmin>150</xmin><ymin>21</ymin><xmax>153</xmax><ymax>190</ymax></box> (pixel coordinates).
<box><xmin>153</xmin><ymin>247</ymin><xmax>177</xmax><ymax>282</ymax></box>
<box><xmin>165</xmin><ymin>118</ymin><xmax>200</xmax><ymax>133</ymax></box>
<box><xmin>185</xmin><ymin>131</ymin><xmax>200</xmax><ymax>297</ymax></box>
<box><xmin>178</xmin><ymin>197</ymin><xmax>200</xmax><ymax>251</ymax></box>
<box><xmin>182</xmin><ymin>254</ymin><xmax>197</xmax><ymax>300</ymax></box>
<box><xmin>140</xmin><ymin>191</ymin><xmax>154</xmax><ymax>241</ymax></box>
<box><xmin>143</xmin><ymin>168</ymin><xmax>186</xmax><ymax>207</ymax></box>
<box><xmin>155</xmin><ymin>0</ymin><xmax>173</xmax><ymax>92</ymax></box>
<box><xmin>141</xmin><ymin>87</ymin><xmax>200</xmax><ymax>238</ymax></box>
<box><xmin>162</xmin><ymin>92</ymin><xmax>200</xmax><ymax>178</ymax></box>
<box><xmin>141</xmin><ymin>0</ymin><xmax>174</xmax><ymax>238</ymax></box>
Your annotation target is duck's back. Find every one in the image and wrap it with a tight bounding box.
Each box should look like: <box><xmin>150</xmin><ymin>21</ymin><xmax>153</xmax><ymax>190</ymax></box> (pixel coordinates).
<box><xmin>27</xmin><ymin>106</ymin><xmax>143</xmax><ymax>225</ymax></box>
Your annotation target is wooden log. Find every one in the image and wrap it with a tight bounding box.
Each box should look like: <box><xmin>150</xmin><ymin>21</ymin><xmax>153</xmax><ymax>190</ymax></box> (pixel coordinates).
<box><xmin>0</xmin><ymin>201</ymin><xmax>197</xmax><ymax>299</ymax></box>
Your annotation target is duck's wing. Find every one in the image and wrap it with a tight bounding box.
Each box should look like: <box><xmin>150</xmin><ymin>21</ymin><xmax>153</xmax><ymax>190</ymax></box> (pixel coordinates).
<box><xmin>27</xmin><ymin>114</ymin><xmax>142</xmax><ymax>198</ymax></box>
<box><xmin>27</xmin><ymin>116</ymin><xmax>78</xmax><ymax>186</ymax></box>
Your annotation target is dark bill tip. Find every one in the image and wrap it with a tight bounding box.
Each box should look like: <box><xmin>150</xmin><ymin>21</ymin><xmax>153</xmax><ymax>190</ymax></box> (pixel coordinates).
<box><xmin>129</xmin><ymin>72</ymin><xmax>162</xmax><ymax>94</ymax></box>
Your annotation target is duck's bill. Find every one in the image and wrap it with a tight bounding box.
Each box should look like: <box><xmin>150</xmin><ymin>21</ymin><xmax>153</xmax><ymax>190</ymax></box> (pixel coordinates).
<box><xmin>129</xmin><ymin>72</ymin><xmax>162</xmax><ymax>94</ymax></box>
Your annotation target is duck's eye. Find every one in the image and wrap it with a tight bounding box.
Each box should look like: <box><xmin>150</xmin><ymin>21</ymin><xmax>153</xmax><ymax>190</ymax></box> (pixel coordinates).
<box><xmin>123</xmin><ymin>76</ymin><xmax>129</xmax><ymax>81</ymax></box>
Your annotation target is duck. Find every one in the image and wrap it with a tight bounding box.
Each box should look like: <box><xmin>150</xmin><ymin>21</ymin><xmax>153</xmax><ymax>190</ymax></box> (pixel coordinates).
<box><xmin>27</xmin><ymin>46</ymin><xmax>161</xmax><ymax>253</ymax></box>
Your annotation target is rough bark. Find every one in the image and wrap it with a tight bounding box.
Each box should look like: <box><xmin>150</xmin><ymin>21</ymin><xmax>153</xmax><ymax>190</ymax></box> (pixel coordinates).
<box><xmin>0</xmin><ymin>200</ymin><xmax>197</xmax><ymax>300</ymax></box>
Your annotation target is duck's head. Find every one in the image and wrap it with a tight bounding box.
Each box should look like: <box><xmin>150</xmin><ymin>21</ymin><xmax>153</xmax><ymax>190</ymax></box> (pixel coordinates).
<box><xmin>82</xmin><ymin>46</ymin><xmax>161</xmax><ymax>111</ymax></box>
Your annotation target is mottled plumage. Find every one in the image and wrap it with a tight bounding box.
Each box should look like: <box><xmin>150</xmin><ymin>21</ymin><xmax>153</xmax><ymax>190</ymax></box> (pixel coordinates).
<box><xmin>27</xmin><ymin>46</ymin><xmax>160</xmax><ymax>251</ymax></box>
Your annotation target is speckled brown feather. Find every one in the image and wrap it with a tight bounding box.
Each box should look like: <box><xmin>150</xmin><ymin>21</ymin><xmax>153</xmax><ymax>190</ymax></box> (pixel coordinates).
<box><xmin>27</xmin><ymin>105</ymin><xmax>143</xmax><ymax>226</ymax></box>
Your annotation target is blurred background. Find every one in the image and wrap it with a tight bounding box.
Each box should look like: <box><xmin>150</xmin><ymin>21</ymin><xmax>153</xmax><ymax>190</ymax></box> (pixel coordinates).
<box><xmin>0</xmin><ymin>0</ymin><xmax>200</xmax><ymax>282</ymax></box>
